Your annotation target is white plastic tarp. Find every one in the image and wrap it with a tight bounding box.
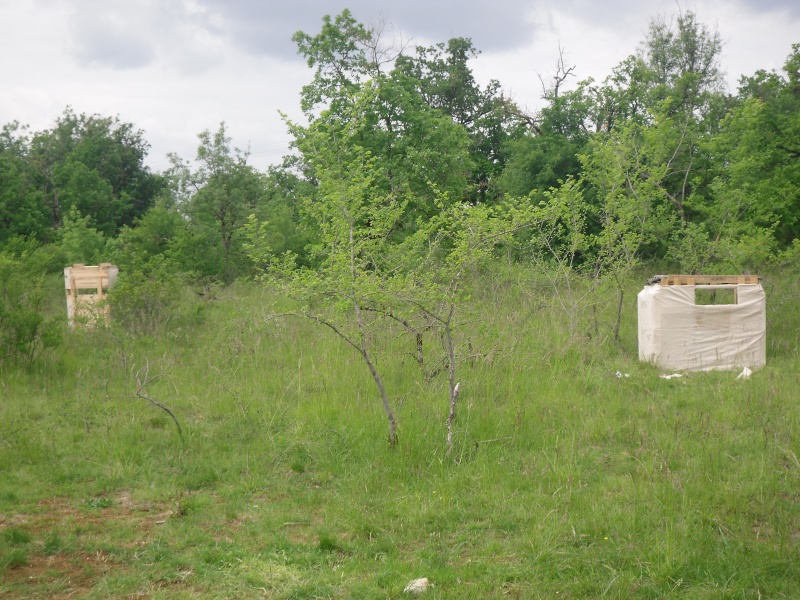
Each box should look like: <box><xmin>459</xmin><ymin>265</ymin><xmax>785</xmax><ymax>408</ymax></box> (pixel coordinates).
<box><xmin>638</xmin><ymin>283</ymin><xmax>766</xmax><ymax>372</ymax></box>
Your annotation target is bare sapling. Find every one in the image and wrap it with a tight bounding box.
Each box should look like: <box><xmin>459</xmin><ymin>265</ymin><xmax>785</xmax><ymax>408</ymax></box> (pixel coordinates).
<box><xmin>108</xmin><ymin>358</ymin><xmax>183</xmax><ymax>442</ymax></box>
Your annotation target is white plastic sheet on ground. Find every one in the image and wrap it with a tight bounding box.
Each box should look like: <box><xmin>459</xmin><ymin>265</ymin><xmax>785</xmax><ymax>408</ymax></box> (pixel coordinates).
<box><xmin>638</xmin><ymin>283</ymin><xmax>766</xmax><ymax>372</ymax></box>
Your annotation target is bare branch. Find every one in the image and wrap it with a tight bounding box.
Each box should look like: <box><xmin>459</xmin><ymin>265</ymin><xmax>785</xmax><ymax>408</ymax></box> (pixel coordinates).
<box><xmin>105</xmin><ymin>359</ymin><xmax>184</xmax><ymax>441</ymax></box>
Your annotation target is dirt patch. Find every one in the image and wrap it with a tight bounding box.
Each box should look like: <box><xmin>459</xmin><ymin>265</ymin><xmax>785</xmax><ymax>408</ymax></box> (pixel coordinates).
<box><xmin>1</xmin><ymin>493</ymin><xmax>174</xmax><ymax>597</ymax></box>
<box><xmin>3</xmin><ymin>550</ymin><xmax>111</xmax><ymax>598</ymax></box>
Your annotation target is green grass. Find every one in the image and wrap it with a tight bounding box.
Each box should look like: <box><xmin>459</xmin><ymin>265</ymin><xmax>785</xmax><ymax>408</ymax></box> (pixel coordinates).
<box><xmin>1</xmin><ymin>266</ymin><xmax>799</xmax><ymax>598</ymax></box>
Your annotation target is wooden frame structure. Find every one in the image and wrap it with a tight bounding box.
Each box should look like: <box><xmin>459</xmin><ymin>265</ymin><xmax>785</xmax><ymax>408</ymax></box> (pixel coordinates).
<box><xmin>657</xmin><ymin>274</ymin><xmax>760</xmax><ymax>286</ymax></box>
<box><xmin>64</xmin><ymin>263</ymin><xmax>119</xmax><ymax>328</ymax></box>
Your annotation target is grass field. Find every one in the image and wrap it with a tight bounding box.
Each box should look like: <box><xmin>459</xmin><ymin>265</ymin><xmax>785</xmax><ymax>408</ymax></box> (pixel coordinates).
<box><xmin>1</xmin><ymin>266</ymin><xmax>799</xmax><ymax>598</ymax></box>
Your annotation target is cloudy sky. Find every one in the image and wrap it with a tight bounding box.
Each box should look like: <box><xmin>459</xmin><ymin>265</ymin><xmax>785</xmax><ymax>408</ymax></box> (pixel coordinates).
<box><xmin>2</xmin><ymin>0</ymin><xmax>798</xmax><ymax>173</ymax></box>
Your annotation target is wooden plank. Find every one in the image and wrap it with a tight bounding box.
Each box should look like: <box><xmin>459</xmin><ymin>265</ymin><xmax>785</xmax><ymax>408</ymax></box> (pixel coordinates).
<box><xmin>659</xmin><ymin>274</ymin><xmax>760</xmax><ymax>286</ymax></box>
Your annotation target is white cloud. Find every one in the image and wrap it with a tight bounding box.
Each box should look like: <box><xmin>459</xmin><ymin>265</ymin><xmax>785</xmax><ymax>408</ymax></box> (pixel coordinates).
<box><xmin>2</xmin><ymin>0</ymin><xmax>798</xmax><ymax>172</ymax></box>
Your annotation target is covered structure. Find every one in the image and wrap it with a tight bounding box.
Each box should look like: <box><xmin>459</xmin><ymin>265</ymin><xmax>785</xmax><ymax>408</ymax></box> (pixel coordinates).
<box><xmin>638</xmin><ymin>275</ymin><xmax>766</xmax><ymax>372</ymax></box>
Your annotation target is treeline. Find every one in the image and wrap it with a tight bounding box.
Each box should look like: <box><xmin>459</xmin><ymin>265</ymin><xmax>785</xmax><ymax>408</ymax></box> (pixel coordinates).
<box><xmin>1</xmin><ymin>9</ymin><xmax>799</xmax><ymax>361</ymax></box>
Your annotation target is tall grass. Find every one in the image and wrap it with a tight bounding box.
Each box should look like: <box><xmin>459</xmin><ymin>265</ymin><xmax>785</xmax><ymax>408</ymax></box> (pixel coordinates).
<box><xmin>1</xmin><ymin>265</ymin><xmax>798</xmax><ymax>598</ymax></box>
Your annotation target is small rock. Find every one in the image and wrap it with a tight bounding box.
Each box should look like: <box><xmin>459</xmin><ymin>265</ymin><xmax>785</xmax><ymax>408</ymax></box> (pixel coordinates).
<box><xmin>404</xmin><ymin>577</ymin><xmax>429</xmax><ymax>594</ymax></box>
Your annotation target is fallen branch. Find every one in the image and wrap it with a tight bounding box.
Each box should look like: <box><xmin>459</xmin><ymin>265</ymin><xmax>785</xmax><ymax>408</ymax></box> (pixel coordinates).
<box><xmin>106</xmin><ymin>359</ymin><xmax>183</xmax><ymax>441</ymax></box>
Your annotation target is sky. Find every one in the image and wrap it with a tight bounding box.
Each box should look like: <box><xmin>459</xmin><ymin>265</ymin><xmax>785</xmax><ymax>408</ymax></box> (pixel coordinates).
<box><xmin>2</xmin><ymin>0</ymin><xmax>798</xmax><ymax>173</ymax></box>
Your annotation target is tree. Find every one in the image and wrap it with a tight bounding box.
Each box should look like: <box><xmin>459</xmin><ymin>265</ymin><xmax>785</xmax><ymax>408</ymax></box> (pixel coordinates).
<box><xmin>247</xmin><ymin>90</ymin><xmax>409</xmax><ymax>445</ymax></box>
<box><xmin>642</xmin><ymin>10</ymin><xmax>725</xmax><ymax>118</ymax></box>
<box><xmin>249</xmin><ymin>161</ymin><xmax>318</xmax><ymax>267</ymax></box>
<box><xmin>696</xmin><ymin>44</ymin><xmax>800</xmax><ymax>251</ymax></box>
<box><xmin>59</xmin><ymin>206</ymin><xmax>107</xmax><ymax>266</ymax></box>
<box><xmin>291</xmin><ymin>13</ymin><xmax>474</xmax><ymax>233</ymax></box>
<box><xmin>170</xmin><ymin>123</ymin><xmax>263</xmax><ymax>283</ymax></box>
<box><xmin>498</xmin><ymin>51</ymin><xmax>592</xmax><ymax>199</ymax></box>
<box><xmin>394</xmin><ymin>37</ymin><xmax>524</xmax><ymax>201</ymax></box>
<box><xmin>292</xmin><ymin>9</ymin><xmax>380</xmax><ymax>116</ymax></box>
<box><xmin>397</xmin><ymin>196</ymin><xmax>521</xmax><ymax>452</ymax></box>
<box><xmin>581</xmin><ymin>121</ymin><xmax>675</xmax><ymax>338</ymax></box>
<box><xmin>0</xmin><ymin>122</ymin><xmax>50</xmax><ymax>243</ymax></box>
<box><xmin>107</xmin><ymin>205</ymin><xmax>190</xmax><ymax>273</ymax></box>
<box><xmin>26</xmin><ymin>108</ymin><xmax>163</xmax><ymax>237</ymax></box>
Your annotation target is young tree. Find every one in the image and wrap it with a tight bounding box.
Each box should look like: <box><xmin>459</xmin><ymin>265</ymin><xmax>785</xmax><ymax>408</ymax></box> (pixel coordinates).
<box><xmin>247</xmin><ymin>87</ymin><xmax>410</xmax><ymax>445</ymax></box>
<box><xmin>397</xmin><ymin>197</ymin><xmax>520</xmax><ymax>452</ymax></box>
<box><xmin>0</xmin><ymin>250</ymin><xmax>62</xmax><ymax>365</ymax></box>
<box><xmin>581</xmin><ymin>121</ymin><xmax>675</xmax><ymax>339</ymax></box>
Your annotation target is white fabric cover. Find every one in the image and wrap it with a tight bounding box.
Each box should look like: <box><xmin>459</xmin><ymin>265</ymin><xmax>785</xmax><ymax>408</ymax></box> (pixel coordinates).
<box><xmin>638</xmin><ymin>283</ymin><xmax>766</xmax><ymax>372</ymax></box>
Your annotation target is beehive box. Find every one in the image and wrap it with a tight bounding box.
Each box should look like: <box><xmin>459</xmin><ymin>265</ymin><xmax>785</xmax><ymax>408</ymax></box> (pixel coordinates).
<box><xmin>638</xmin><ymin>275</ymin><xmax>766</xmax><ymax>371</ymax></box>
<box><xmin>64</xmin><ymin>263</ymin><xmax>119</xmax><ymax>328</ymax></box>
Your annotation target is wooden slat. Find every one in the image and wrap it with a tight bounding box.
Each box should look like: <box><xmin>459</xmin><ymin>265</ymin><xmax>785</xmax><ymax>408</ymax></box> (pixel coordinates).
<box><xmin>659</xmin><ymin>274</ymin><xmax>760</xmax><ymax>286</ymax></box>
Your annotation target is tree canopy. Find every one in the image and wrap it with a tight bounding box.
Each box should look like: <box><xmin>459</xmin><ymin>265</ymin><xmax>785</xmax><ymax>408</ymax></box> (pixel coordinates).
<box><xmin>1</xmin><ymin>9</ymin><xmax>797</xmax><ymax>284</ymax></box>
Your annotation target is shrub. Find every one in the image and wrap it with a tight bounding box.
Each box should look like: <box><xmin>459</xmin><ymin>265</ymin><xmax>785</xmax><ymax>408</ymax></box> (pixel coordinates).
<box><xmin>107</xmin><ymin>255</ymin><xmax>183</xmax><ymax>336</ymax></box>
<box><xmin>0</xmin><ymin>252</ymin><xmax>62</xmax><ymax>364</ymax></box>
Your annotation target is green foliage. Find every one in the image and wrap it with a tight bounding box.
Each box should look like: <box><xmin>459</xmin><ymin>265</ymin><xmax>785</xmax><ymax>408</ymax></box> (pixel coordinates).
<box><xmin>499</xmin><ymin>132</ymin><xmax>585</xmax><ymax>198</ymax></box>
<box><xmin>169</xmin><ymin>123</ymin><xmax>263</xmax><ymax>283</ymax></box>
<box><xmin>43</xmin><ymin>532</ymin><xmax>64</xmax><ymax>555</ymax></box>
<box><xmin>107</xmin><ymin>256</ymin><xmax>184</xmax><ymax>336</ymax></box>
<box><xmin>59</xmin><ymin>206</ymin><xmax>108</xmax><ymax>265</ymax></box>
<box><xmin>27</xmin><ymin>107</ymin><xmax>163</xmax><ymax>237</ymax></box>
<box><xmin>292</xmin><ymin>9</ymin><xmax>374</xmax><ymax>116</ymax></box>
<box><xmin>317</xmin><ymin>531</ymin><xmax>340</xmax><ymax>553</ymax></box>
<box><xmin>107</xmin><ymin>205</ymin><xmax>189</xmax><ymax>273</ymax></box>
<box><xmin>394</xmin><ymin>37</ymin><xmax>524</xmax><ymax>201</ymax></box>
<box><xmin>292</xmin><ymin>11</ymin><xmax>474</xmax><ymax>229</ymax></box>
<box><xmin>4</xmin><ymin>528</ymin><xmax>32</xmax><ymax>545</ymax></box>
<box><xmin>249</xmin><ymin>163</ymin><xmax>318</xmax><ymax>266</ymax></box>
<box><xmin>511</xmin><ymin>179</ymin><xmax>601</xmax><ymax>340</ymax></box>
<box><xmin>0</xmin><ymin>250</ymin><xmax>62</xmax><ymax>365</ymax></box>
<box><xmin>250</xmin><ymin>99</ymin><xmax>409</xmax><ymax>443</ymax></box>
<box><xmin>581</xmin><ymin>120</ymin><xmax>675</xmax><ymax>260</ymax></box>
<box><xmin>703</xmin><ymin>46</ymin><xmax>800</xmax><ymax>247</ymax></box>
<box><xmin>0</xmin><ymin>548</ymin><xmax>27</xmax><ymax>571</ymax></box>
<box><xmin>4</xmin><ymin>13</ymin><xmax>800</xmax><ymax>595</ymax></box>
<box><xmin>667</xmin><ymin>214</ymin><xmax>778</xmax><ymax>274</ymax></box>
<box><xmin>642</xmin><ymin>11</ymin><xmax>725</xmax><ymax>117</ymax></box>
<box><xmin>0</xmin><ymin>122</ymin><xmax>50</xmax><ymax>243</ymax></box>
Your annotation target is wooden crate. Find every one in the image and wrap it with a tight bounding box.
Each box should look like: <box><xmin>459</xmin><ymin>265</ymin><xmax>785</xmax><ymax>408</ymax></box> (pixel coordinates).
<box><xmin>658</xmin><ymin>274</ymin><xmax>760</xmax><ymax>286</ymax></box>
<box><xmin>64</xmin><ymin>263</ymin><xmax>119</xmax><ymax>328</ymax></box>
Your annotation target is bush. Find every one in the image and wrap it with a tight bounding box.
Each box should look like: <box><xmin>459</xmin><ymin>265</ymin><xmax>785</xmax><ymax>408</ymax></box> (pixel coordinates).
<box><xmin>0</xmin><ymin>251</ymin><xmax>63</xmax><ymax>364</ymax></box>
<box><xmin>107</xmin><ymin>256</ymin><xmax>184</xmax><ymax>336</ymax></box>
<box><xmin>59</xmin><ymin>206</ymin><xmax>108</xmax><ymax>266</ymax></box>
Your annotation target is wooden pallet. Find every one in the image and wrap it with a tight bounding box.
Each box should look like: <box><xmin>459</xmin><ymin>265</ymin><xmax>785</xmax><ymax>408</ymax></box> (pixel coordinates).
<box><xmin>64</xmin><ymin>263</ymin><xmax>119</xmax><ymax>328</ymax></box>
<box><xmin>657</xmin><ymin>274</ymin><xmax>760</xmax><ymax>286</ymax></box>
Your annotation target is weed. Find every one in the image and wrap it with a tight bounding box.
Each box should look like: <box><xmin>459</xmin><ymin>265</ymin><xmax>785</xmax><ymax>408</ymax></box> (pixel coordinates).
<box><xmin>0</xmin><ymin>548</ymin><xmax>28</xmax><ymax>570</ymax></box>
<box><xmin>44</xmin><ymin>532</ymin><xmax>64</xmax><ymax>555</ymax></box>
<box><xmin>85</xmin><ymin>497</ymin><xmax>114</xmax><ymax>509</ymax></box>
<box><xmin>4</xmin><ymin>528</ymin><xmax>32</xmax><ymax>545</ymax></box>
<box><xmin>317</xmin><ymin>531</ymin><xmax>340</xmax><ymax>553</ymax></box>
